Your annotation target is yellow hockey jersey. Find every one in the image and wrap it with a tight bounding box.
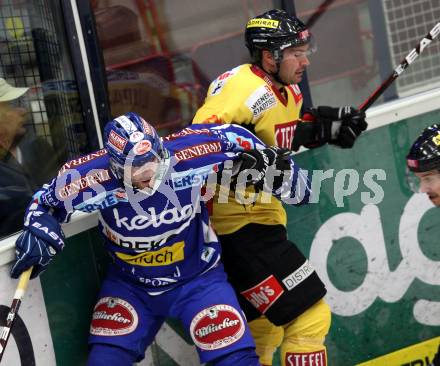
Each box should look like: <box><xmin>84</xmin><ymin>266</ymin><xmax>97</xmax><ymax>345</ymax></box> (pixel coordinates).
<box><xmin>193</xmin><ymin>63</ymin><xmax>303</xmax><ymax>234</ymax></box>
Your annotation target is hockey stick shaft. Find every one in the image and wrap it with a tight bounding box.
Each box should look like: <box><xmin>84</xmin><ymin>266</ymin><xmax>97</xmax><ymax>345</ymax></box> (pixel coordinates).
<box><xmin>359</xmin><ymin>22</ymin><xmax>440</xmax><ymax>112</ymax></box>
<box><xmin>0</xmin><ymin>267</ymin><xmax>32</xmax><ymax>363</ymax></box>
<box><xmin>305</xmin><ymin>0</ymin><xmax>337</xmax><ymax>29</ymax></box>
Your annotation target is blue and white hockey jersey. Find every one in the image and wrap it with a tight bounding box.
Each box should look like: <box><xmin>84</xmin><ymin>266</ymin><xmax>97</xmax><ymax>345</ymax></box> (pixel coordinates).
<box><xmin>30</xmin><ymin>124</ymin><xmax>311</xmax><ymax>294</ymax></box>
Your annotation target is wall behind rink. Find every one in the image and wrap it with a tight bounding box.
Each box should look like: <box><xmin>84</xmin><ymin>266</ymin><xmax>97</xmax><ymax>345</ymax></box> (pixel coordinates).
<box><xmin>1</xmin><ymin>109</ymin><xmax>439</xmax><ymax>365</ymax></box>
<box><xmin>287</xmin><ymin>108</ymin><xmax>440</xmax><ymax>365</ymax></box>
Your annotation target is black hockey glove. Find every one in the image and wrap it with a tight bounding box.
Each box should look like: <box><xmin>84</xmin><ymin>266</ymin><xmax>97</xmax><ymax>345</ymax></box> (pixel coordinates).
<box><xmin>234</xmin><ymin>147</ymin><xmax>291</xmax><ymax>191</ymax></box>
<box><xmin>291</xmin><ymin>106</ymin><xmax>367</xmax><ymax>151</ymax></box>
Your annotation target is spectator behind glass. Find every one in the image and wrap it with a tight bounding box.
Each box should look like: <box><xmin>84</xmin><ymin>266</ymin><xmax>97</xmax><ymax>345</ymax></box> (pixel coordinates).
<box><xmin>0</xmin><ymin>78</ymin><xmax>56</xmax><ymax>237</ymax></box>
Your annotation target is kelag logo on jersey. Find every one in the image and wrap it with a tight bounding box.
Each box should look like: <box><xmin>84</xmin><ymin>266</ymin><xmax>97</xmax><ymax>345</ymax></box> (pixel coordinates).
<box><xmin>171</xmin><ymin>164</ymin><xmax>217</xmax><ymax>191</ymax></box>
<box><xmin>74</xmin><ymin>188</ymin><xmax>128</xmax><ymax>212</ymax></box>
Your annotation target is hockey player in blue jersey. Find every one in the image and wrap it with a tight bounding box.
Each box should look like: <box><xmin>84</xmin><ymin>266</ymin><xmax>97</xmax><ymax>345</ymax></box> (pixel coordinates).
<box><xmin>10</xmin><ymin>112</ymin><xmax>311</xmax><ymax>366</ymax></box>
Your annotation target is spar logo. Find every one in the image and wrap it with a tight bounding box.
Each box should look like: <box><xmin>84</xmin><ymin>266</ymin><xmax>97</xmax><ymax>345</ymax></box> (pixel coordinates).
<box><xmin>90</xmin><ymin>297</ymin><xmax>138</xmax><ymax>336</ymax></box>
<box><xmin>240</xmin><ymin>275</ymin><xmax>284</xmax><ymax>313</ymax></box>
<box><xmin>190</xmin><ymin>304</ymin><xmax>245</xmax><ymax>350</ymax></box>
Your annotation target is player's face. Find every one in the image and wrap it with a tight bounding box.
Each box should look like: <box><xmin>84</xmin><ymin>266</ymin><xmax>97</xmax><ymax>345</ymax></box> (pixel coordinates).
<box><xmin>130</xmin><ymin>158</ymin><xmax>161</xmax><ymax>190</ymax></box>
<box><xmin>279</xmin><ymin>45</ymin><xmax>311</xmax><ymax>85</ymax></box>
<box><xmin>415</xmin><ymin>170</ymin><xmax>440</xmax><ymax>206</ymax></box>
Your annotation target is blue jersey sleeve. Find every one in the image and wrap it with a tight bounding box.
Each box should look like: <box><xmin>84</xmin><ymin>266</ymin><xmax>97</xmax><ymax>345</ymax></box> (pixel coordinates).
<box><xmin>28</xmin><ymin>149</ymin><xmax>120</xmax><ymax>223</ymax></box>
<box><xmin>199</xmin><ymin>123</ymin><xmax>267</xmax><ymax>152</ymax></box>
<box><xmin>173</xmin><ymin>124</ymin><xmax>312</xmax><ymax>206</ymax></box>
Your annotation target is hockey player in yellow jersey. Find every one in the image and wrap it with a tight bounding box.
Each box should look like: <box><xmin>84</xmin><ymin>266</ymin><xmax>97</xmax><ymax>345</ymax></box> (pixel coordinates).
<box><xmin>193</xmin><ymin>9</ymin><xmax>367</xmax><ymax>366</ymax></box>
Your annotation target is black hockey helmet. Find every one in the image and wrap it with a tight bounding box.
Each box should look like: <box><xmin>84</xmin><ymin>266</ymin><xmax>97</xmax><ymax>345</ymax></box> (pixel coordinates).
<box><xmin>407</xmin><ymin>124</ymin><xmax>440</xmax><ymax>172</ymax></box>
<box><xmin>245</xmin><ymin>9</ymin><xmax>313</xmax><ymax>62</ymax></box>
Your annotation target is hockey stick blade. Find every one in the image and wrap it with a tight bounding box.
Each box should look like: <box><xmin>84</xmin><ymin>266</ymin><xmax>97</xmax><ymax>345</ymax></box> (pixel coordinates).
<box><xmin>359</xmin><ymin>22</ymin><xmax>440</xmax><ymax>112</ymax></box>
<box><xmin>0</xmin><ymin>267</ymin><xmax>32</xmax><ymax>363</ymax></box>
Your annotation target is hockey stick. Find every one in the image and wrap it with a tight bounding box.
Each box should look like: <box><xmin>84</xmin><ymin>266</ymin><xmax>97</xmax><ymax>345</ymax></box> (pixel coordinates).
<box><xmin>0</xmin><ymin>267</ymin><xmax>33</xmax><ymax>363</ymax></box>
<box><xmin>359</xmin><ymin>22</ymin><xmax>440</xmax><ymax>112</ymax></box>
<box><xmin>305</xmin><ymin>0</ymin><xmax>337</xmax><ymax>29</ymax></box>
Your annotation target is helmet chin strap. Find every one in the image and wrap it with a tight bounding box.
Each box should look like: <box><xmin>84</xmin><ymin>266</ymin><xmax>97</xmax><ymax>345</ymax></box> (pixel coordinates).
<box><xmin>270</xmin><ymin>49</ymin><xmax>289</xmax><ymax>86</ymax></box>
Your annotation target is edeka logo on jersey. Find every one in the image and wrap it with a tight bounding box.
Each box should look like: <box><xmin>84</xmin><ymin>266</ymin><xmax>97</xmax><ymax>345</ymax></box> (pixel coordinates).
<box><xmin>209</xmin><ymin>66</ymin><xmax>240</xmax><ymax>96</ymax></box>
<box><xmin>275</xmin><ymin>121</ymin><xmax>297</xmax><ymax>149</ymax></box>
<box><xmin>90</xmin><ymin>297</ymin><xmax>139</xmax><ymax>336</ymax></box>
<box><xmin>240</xmin><ymin>275</ymin><xmax>284</xmax><ymax>313</ymax></box>
<box><xmin>115</xmin><ymin>241</ymin><xmax>185</xmax><ymax>266</ymax></box>
<box><xmin>285</xmin><ymin>350</ymin><xmax>326</xmax><ymax>366</ymax></box>
<box><xmin>113</xmin><ymin>203</ymin><xmax>194</xmax><ymax>230</ymax></box>
<box><xmin>190</xmin><ymin>304</ymin><xmax>245</xmax><ymax>351</ymax></box>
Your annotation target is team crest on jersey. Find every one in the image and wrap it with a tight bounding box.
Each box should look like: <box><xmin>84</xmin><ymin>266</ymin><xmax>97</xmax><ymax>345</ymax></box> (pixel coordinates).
<box><xmin>225</xmin><ymin>132</ymin><xmax>254</xmax><ymax>150</ymax></box>
<box><xmin>209</xmin><ymin>66</ymin><xmax>240</xmax><ymax>96</ymax></box>
<box><xmin>190</xmin><ymin>304</ymin><xmax>245</xmax><ymax>350</ymax></box>
<box><xmin>246</xmin><ymin>85</ymin><xmax>277</xmax><ymax>118</ymax></box>
<box><xmin>90</xmin><ymin>297</ymin><xmax>139</xmax><ymax>336</ymax></box>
